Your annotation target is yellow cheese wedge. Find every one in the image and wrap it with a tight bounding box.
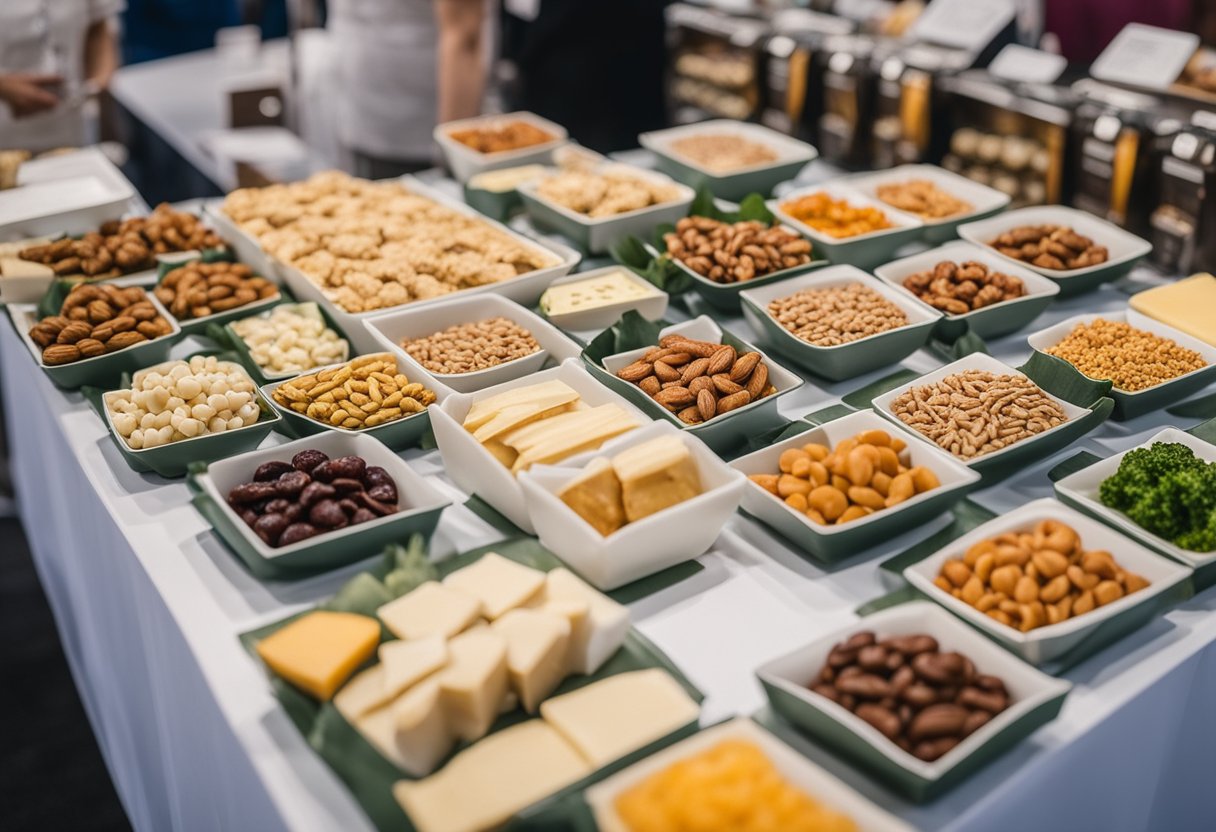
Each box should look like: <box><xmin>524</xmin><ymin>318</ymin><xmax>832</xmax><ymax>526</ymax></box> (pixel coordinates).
<box><xmin>334</xmin><ymin>664</ymin><xmax>394</xmax><ymax>721</ymax></box>
<box><xmin>613</xmin><ymin>435</ymin><xmax>703</xmax><ymax>523</ymax></box>
<box><xmin>1129</xmin><ymin>273</ymin><xmax>1216</xmax><ymax>347</ymax></box>
<box><xmin>379</xmin><ymin>635</ymin><xmax>448</xmax><ymax>699</ymax></box>
<box><xmin>539</xmin><ymin>669</ymin><xmax>699</xmax><ymax>767</ymax></box>
<box><xmin>491</xmin><ymin>608</ymin><xmax>572</xmax><ymax>712</ymax></box>
<box><xmin>255</xmin><ymin>610</ymin><xmax>381</xmax><ymax>701</ymax></box>
<box><xmin>538</xmin><ymin>568</ymin><xmax>629</xmax><ymax>675</ymax></box>
<box><xmin>442</xmin><ymin>552</ymin><xmax>546</xmax><ymax>620</ymax></box>
<box><xmin>391</xmin><ymin>679</ymin><xmax>455</xmax><ymax>777</ymax></box>
<box><xmin>392</xmin><ymin>719</ymin><xmax>591</xmax><ymax>832</ymax></box>
<box><xmin>558</xmin><ymin>457</ymin><xmax>627</xmax><ymax>536</ymax></box>
<box><xmin>437</xmin><ymin>628</ymin><xmax>510</xmax><ymax>742</ymax></box>
<box><xmin>377</xmin><ymin>582</ymin><xmax>483</xmax><ymax>641</ymax></box>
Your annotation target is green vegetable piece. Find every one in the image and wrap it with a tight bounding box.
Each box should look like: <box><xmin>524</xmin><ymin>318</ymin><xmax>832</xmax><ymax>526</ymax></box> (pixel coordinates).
<box><xmin>1101</xmin><ymin>441</ymin><xmax>1216</xmax><ymax>552</ymax></box>
<box><xmin>382</xmin><ymin>534</ymin><xmax>438</xmax><ymax>598</ymax></box>
<box><xmin>325</xmin><ymin>572</ymin><xmax>393</xmax><ymax>617</ymax></box>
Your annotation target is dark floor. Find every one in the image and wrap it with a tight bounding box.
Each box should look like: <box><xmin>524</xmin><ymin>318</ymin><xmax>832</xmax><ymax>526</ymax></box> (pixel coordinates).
<box><xmin>0</xmin><ymin>515</ymin><xmax>132</xmax><ymax>832</ymax></box>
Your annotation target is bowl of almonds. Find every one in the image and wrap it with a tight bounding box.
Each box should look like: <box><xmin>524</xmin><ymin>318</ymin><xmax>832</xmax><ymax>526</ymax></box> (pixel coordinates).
<box><xmin>590</xmin><ymin>316</ymin><xmax>804</xmax><ymax>452</ymax></box>
<box><xmin>153</xmin><ymin>259</ymin><xmax>281</xmax><ymax>334</ymax></box>
<box><xmin>739</xmin><ymin>265</ymin><xmax>941</xmax><ymax>382</ymax></box>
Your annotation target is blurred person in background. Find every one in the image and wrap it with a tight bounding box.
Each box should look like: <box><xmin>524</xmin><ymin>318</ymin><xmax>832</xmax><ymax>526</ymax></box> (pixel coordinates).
<box><xmin>0</xmin><ymin>0</ymin><xmax>123</xmax><ymax>151</ymax></box>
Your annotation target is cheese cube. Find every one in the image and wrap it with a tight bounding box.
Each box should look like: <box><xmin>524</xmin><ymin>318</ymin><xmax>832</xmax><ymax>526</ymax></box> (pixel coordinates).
<box><xmin>442</xmin><ymin>552</ymin><xmax>545</xmax><ymax>620</ymax></box>
<box><xmin>540</xmin><ymin>669</ymin><xmax>699</xmax><ymax>767</ymax></box>
<box><xmin>1129</xmin><ymin>273</ymin><xmax>1216</xmax><ymax>346</ymax></box>
<box><xmin>540</xmin><ymin>568</ymin><xmax>629</xmax><ymax>675</ymax></box>
<box><xmin>525</xmin><ymin>598</ymin><xmax>590</xmax><ymax>675</ymax></box>
<box><xmin>558</xmin><ymin>457</ymin><xmax>626</xmax><ymax>536</ymax></box>
<box><xmin>613</xmin><ymin>435</ymin><xmax>702</xmax><ymax>523</ymax></box>
<box><xmin>255</xmin><ymin>611</ymin><xmax>380</xmax><ymax>701</ymax></box>
<box><xmin>334</xmin><ymin>664</ymin><xmax>394</xmax><ymax>722</ymax></box>
<box><xmin>379</xmin><ymin>635</ymin><xmax>448</xmax><ymax>699</ymax></box>
<box><xmin>491</xmin><ymin>609</ymin><xmax>572</xmax><ymax>713</ymax></box>
<box><xmin>391</xmin><ymin>680</ymin><xmax>456</xmax><ymax>777</ymax></box>
<box><xmin>437</xmin><ymin>628</ymin><xmax>509</xmax><ymax>742</ymax></box>
<box><xmin>377</xmin><ymin>582</ymin><xmax>482</xmax><ymax>641</ymax></box>
<box><xmin>392</xmin><ymin>719</ymin><xmax>591</xmax><ymax>832</ymax></box>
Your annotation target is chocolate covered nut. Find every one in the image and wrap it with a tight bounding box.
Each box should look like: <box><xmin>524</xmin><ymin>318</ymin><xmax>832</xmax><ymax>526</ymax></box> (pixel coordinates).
<box><xmin>279</xmin><ymin>523</ymin><xmax>320</xmax><ymax>545</ymax></box>
<box><xmin>292</xmin><ymin>449</ymin><xmax>329</xmax><ymax>472</ymax></box>
<box><xmin>255</xmin><ymin>461</ymin><xmax>295</xmax><ymax>482</ymax></box>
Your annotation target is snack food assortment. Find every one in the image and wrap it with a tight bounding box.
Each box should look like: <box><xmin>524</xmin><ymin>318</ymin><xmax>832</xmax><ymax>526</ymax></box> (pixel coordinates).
<box><xmin>221</xmin><ymin>171</ymin><xmax>558</xmax><ymax>313</ymax></box>
<box><xmin>400</xmin><ymin>316</ymin><xmax>541</xmax><ymax>375</ymax></box>
<box><xmin>935</xmin><ymin>520</ymin><xmax>1150</xmax><ymax>631</ymax></box>
<box><xmin>749</xmin><ymin>428</ymin><xmax>940</xmax><ymax>526</ymax></box>
<box><xmin>19</xmin><ymin>204</ymin><xmax>223</xmax><ymax>278</ymax></box>
<box><xmin>766</xmin><ymin>283</ymin><xmax>909</xmax><ymax>346</ymax></box>
<box><xmin>447</xmin><ymin>120</ymin><xmax>556</xmax><ymax>154</ymax></box>
<box><xmin>779</xmin><ymin>192</ymin><xmax>893</xmax><ymax>238</ymax></box>
<box><xmin>1100</xmin><ymin>442</ymin><xmax>1216</xmax><ymax>552</ymax></box>
<box><xmin>667</xmin><ymin>133</ymin><xmax>779</xmax><ymax>172</ymax></box>
<box><xmin>810</xmin><ymin>631</ymin><xmax>1011</xmax><ymax>761</ymax></box>
<box><xmin>890</xmin><ymin>370</ymin><xmax>1068</xmax><ymax>460</ymax></box>
<box><xmin>614</xmin><ymin>334</ymin><xmax>776</xmax><ymax>425</ymax></box>
<box><xmin>901</xmin><ymin>260</ymin><xmax>1026</xmax><ymax>314</ymax></box>
<box><xmin>154</xmin><ymin>261</ymin><xmax>278</xmax><ymax>321</ymax></box>
<box><xmin>272</xmin><ymin>353</ymin><xmax>436</xmax><ymax>430</ymax></box>
<box><xmin>28</xmin><ymin>283</ymin><xmax>174</xmax><ymax>365</ymax></box>
<box><xmin>533</xmin><ymin>168</ymin><xmax>684</xmax><ymax>218</ymax></box>
<box><xmin>107</xmin><ymin>356</ymin><xmax>261</xmax><ymax>449</ymax></box>
<box><xmin>614</xmin><ymin>738</ymin><xmax>858</xmax><ymax>832</ymax></box>
<box><xmin>230</xmin><ymin>303</ymin><xmax>348</xmax><ymax>376</ymax></box>
<box><xmin>988</xmin><ymin>225</ymin><xmax>1109</xmax><ymax>270</ymax></box>
<box><xmin>228</xmin><ymin>448</ymin><xmax>401</xmax><ymax>547</ymax></box>
<box><xmin>663</xmin><ymin>216</ymin><xmax>813</xmax><ymax>284</ymax></box>
<box><xmin>1044</xmin><ymin>319</ymin><xmax>1206</xmax><ymax>391</ymax></box>
<box><xmin>875</xmin><ymin>180</ymin><xmax>972</xmax><ymax>219</ymax></box>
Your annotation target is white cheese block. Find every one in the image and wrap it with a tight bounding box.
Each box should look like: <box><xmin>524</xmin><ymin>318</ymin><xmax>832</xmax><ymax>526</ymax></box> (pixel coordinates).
<box><xmin>379</xmin><ymin>635</ymin><xmax>448</xmax><ymax>699</ymax></box>
<box><xmin>390</xmin><ymin>679</ymin><xmax>455</xmax><ymax>778</ymax></box>
<box><xmin>491</xmin><ymin>608</ymin><xmax>572</xmax><ymax>713</ymax></box>
<box><xmin>437</xmin><ymin>628</ymin><xmax>510</xmax><ymax>742</ymax></box>
<box><xmin>377</xmin><ymin>582</ymin><xmax>483</xmax><ymax>641</ymax></box>
<box><xmin>392</xmin><ymin>719</ymin><xmax>591</xmax><ymax>832</ymax></box>
<box><xmin>525</xmin><ymin>598</ymin><xmax>590</xmax><ymax>676</ymax></box>
<box><xmin>539</xmin><ymin>669</ymin><xmax>699</xmax><ymax>767</ymax></box>
<box><xmin>505</xmin><ymin>404</ymin><xmax>639</xmax><ymax>473</ymax></box>
<box><xmin>540</xmin><ymin>568</ymin><xmax>629</xmax><ymax>675</ymax></box>
<box><xmin>334</xmin><ymin>664</ymin><xmax>393</xmax><ymax>722</ymax></box>
<box><xmin>442</xmin><ymin>552</ymin><xmax>546</xmax><ymax>620</ymax></box>
<box><xmin>463</xmin><ymin>380</ymin><xmax>580</xmax><ymax>431</ymax></box>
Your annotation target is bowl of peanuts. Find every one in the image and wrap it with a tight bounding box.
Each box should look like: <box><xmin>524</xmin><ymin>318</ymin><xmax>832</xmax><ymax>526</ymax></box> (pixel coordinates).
<box><xmin>730</xmin><ymin>410</ymin><xmax>979</xmax><ymax>561</ymax></box>
<box><xmin>639</xmin><ymin>119</ymin><xmax>819</xmax><ymax>201</ymax></box>
<box><xmin>904</xmin><ymin>499</ymin><xmax>1192</xmax><ymax>664</ymax></box>
<box><xmin>434</xmin><ymin>111</ymin><xmax>568</xmax><ymax>183</ymax></box>
<box><xmin>873</xmin><ymin>242</ymin><xmax>1059</xmax><ymax>340</ymax></box>
<box><xmin>1026</xmin><ymin>310</ymin><xmax>1216</xmax><ymax>421</ymax></box>
<box><xmin>738</xmin><ymin>265</ymin><xmax>941</xmax><ymax>382</ymax></box>
<box><xmin>362</xmin><ymin>293</ymin><xmax>581</xmax><ymax>394</ymax></box>
<box><xmin>768</xmin><ymin>183</ymin><xmax>923</xmax><ymax>269</ymax></box>
<box><xmin>958</xmin><ymin>205</ymin><xmax>1152</xmax><ymax>296</ymax></box>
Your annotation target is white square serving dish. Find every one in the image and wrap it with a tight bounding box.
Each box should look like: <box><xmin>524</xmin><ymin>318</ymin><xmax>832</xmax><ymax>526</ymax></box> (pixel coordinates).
<box><xmin>842</xmin><ymin>164</ymin><xmax>1011</xmax><ymax>244</ymax></box>
<box><xmin>435</xmin><ymin>111</ymin><xmax>569</xmax><ymax>183</ymax></box>
<box><xmin>768</xmin><ymin>182</ymin><xmax>924</xmax><ymax>269</ymax></box>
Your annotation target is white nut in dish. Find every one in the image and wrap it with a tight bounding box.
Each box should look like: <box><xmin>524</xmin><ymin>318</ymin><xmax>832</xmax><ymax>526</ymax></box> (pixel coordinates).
<box><xmin>107</xmin><ymin>356</ymin><xmax>262</xmax><ymax>449</ymax></box>
<box><xmin>230</xmin><ymin>303</ymin><xmax>349</xmax><ymax>375</ymax></box>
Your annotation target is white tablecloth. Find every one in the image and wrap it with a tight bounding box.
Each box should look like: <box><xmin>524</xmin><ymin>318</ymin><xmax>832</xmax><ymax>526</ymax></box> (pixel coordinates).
<box><xmin>7</xmin><ymin>189</ymin><xmax>1216</xmax><ymax>831</ymax></box>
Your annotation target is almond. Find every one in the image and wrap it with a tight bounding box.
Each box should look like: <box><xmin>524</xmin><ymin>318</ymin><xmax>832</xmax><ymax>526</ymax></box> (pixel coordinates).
<box><xmin>679</xmin><ymin>357</ymin><xmax>710</xmax><ymax>385</ymax></box>
<box><xmin>697</xmin><ymin>388</ymin><xmax>716</xmax><ymax>422</ymax></box>
<box><xmin>665</xmin><ymin>337</ymin><xmax>718</xmax><ymax>358</ymax></box>
<box><xmin>745</xmin><ymin>362</ymin><xmax>769</xmax><ymax>400</ymax></box>
<box><xmin>109</xmin><ymin>315</ymin><xmax>137</xmax><ymax>333</ymax></box>
<box><xmin>105</xmin><ymin>331</ymin><xmax>148</xmax><ymax>352</ymax></box>
<box><xmin>638</xmin><ymin>376</ymin><xmax>661</xmax><ymax>396</ymax></box>
<box><xmin>716</xmin><ymin>390</ymin><xmax>752</xmax><ymax>414</ymax></box>
<box><xmin>42</xmin><ymin>344</ymin><xmax>82</xmax><ymax>365</ymax></box>
<box><xmin>730</xmin><ymin>351</ymin><xmax>761</xmax><ymax>383</ymax></box>
<box><xmin>643</xmin><ymin>346</ymin><xmax>676</xmax><ymax>362</ymax></box>
<box><xmin>676</xmin><ymin>405</ymin><xmax>703</xmax><ymax>425</ymax></box>
<box><xmin>688</xmin><ymin>375</ymin><xmax>715</xmax><ymax>396</ymax></box>
<box><xmin>707</xmin><ymin>345</ymin><xmax>736</xmax><ymax>375</ymax></box>
<box><xmin>617</xmin><ymin>360</ymin><xmax>654</xmax><ymax>383</ymax></box>
<box><xmin>56</xmin><ymin>321</ymin><xmax>92</xmax><ymax>345</ymax></box>
<box><xmin>77</xmin><ymin>338</ymin><xmax>106</xmax><ymax>357</ymax></box>
<box><xmin>654</xmin><ymin>385</ymin><xmax>694</xmax><ymax>409</ymax></box>
<box><xmin>653</xmin><ymin>361</ymin><xmax>682</xmax><ymax>383</ymax></box>
<box><xmin>712</xmin><ymin>374</ymin><xmax>743</xmax><ymax>395</ymax></box>
<box><xmin>661</xmin><ymin>352</ymin><xmax>692</xmax><ymax>367</ymax></box>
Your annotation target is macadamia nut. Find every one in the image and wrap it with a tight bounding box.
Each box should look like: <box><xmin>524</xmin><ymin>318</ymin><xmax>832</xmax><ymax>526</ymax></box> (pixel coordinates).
<box><xmin>230</xmin><ymin>303</ymin><xmax>349</xmax><ymax>375</ymax></box>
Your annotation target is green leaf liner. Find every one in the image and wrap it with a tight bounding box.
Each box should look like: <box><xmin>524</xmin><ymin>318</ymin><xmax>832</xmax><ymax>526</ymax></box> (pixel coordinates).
<box><xmin>925</xmin><ymin>322</ymin><xmax>990</xmax><ymax>363</ymax></box>
<box><xmin>237</xmin><ymin>536</ymin><xmax>704</xmax><ymax>832</ymax></box>
<box><xmin>580</xmin><ymin>309</ymin><xmax>666</xmax><ymax>366</ymax></box>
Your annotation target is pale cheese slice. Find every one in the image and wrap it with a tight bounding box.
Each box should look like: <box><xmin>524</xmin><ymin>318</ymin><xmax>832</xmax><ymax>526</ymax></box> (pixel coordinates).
<box><xmin>437</xmin><ymin>628</ymin><xmax>509</xmax><ymax>742</ymax></box>
<box><xmin>491</xmin><ymin>608</ymin><xmax>572</xmax><ymax>713</ymax></box>
<box><xmin>379</xmin><ymin>635</ymin><xmax>447</xmax><ymax>699</ymax></box>
<box><xmin>463</xmin><ymin>380</ymin><xmax>580</xmax><ymax>435</ymax></box>
<box><xmin>392</xmin><ymin>719</ymin><xmax>591</xmax><ymax>832</ymax></box>
<box><xmin>539</xmin><ymin>669</ymin><xmax>699</xmax><ymax>767</ymax></box>
<box><xmin>390</xmin><ymin>679</ymin><xmax>455</xmax><ymax>777</ymax></box>
<box><xmin>612</xmin><ymin>434</ymin><xmax>702</xmax><ymax>523</ymax></box>
<box><xmin>377</xmin><ymin>582</ymin><xmax>483</xmax><ymax>641</ymax></box>
<box><xmin>540</xmin><ymin>568</ymin><xmax>629</xmax><ymax>674</ymax></box>
<box><xmin>0</xmin><ymin>256</ymin><xmax>53</xmax><ymax>279</ymax></box>
<box><xmin>442</xmin><ymin>552</ymin><xmax>546</xmax><ymax>620</ymax></box>
<box><xmin>525</xmin><ymin>597</ymin><xmax>591</xmax><ymax>676</ymax></box>
<box><xmin>507</xmin><ymin>404</ymin><xmax>639</xmax><ymax>472</ymax></box>
<box><xmin>334</xmin><ymin>664</ymin><xmax>394</xmax><ymax>722</ymax></box>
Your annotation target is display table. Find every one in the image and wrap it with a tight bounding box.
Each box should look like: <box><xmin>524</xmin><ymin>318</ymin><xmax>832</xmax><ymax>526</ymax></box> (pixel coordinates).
<box><xmin>7</xmin><ymin>191</ymin><xmax>1216</xmax><ymax>831</ymax></box>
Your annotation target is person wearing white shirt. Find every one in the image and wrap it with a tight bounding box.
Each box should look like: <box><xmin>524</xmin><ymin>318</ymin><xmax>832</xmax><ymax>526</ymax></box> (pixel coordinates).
<box><xmin>0</xmin><ymin>0</ymin><xmax>124</xmax><ymax>152</ymax></box>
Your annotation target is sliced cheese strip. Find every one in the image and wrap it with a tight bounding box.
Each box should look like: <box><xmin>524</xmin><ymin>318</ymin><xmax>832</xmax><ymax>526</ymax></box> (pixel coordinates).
<box><xmin>392</xmin><ymin>719</ymin><xmax>591</xmax><ymax>832</ymax></box>
<box><xmin>255</xmin><ymin>610</ymin><xmax>380</xmax><ymax>701</ymax></box>
<box><xmin>437</xmin><ymin>628</ymin><xmax>509</xmax><ymax>742</ymax></box>
<box><xmin>463</xmin><ymin>380</ymin><xmax>580</xmax><ymax>430</ymax></box>
<box><xmin>390</xmin><ymin>679</ymin><xmax>455</xmax><ymax>777</ymax></box>
<box><xmin>442</xmin><ymin>552</ymin><xmax>545</xmax><ymax>620</ymax></box>
<box><xmin>540</xmin><ymin>568</ymin><xmax>629</xmax><ymax>675</ymax></box>
<box><xmin>491</xmin><ymin>608</ymin><xmax>572</xmax><ymax>713</ymax></box>
<box><xmin>613</xmin><ymin>434</ymin><xmax>702</xmax><ymax>523</ymax></box>
<box><xmin>539</xmin><ymin>669</ymin><xmax>699</xmax><ymax>767</ymax></box>
<box><xmin>379</xmin><ymin>635</ymin><xmax>448</xmax><ymax>699</ymax></box>
<box><xmin>508</xmin><ymin>404</ymin><xmax>639</xmax><ymax>472</ymax></box>
<box><xmin>377</xmin><ymin>581</ymin><xmax>483</xmax><ymax>641</ymax></box>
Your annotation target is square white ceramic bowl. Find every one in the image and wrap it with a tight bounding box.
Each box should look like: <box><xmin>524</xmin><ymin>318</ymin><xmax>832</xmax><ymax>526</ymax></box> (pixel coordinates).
<box><xmin>538</xmin><ymin>266</ymin><xmax>669</xmax><ymax>334</ymax></box>
<box><xmin>592</xmin><ymin>315</ymin><xmax>805</xmax><ymax>453</ymax></box>
<box><xmin>517</xmin><ymin>163</ymin><xmax>696</xmax><ymax>254</ymax></box>
<box><xmin>434</xmin><ymin>111</ymin><xmax>569</xmax><ymax>183</ymax></box>
<box><xmin>871</xmin><ymin>352</ymin><xmax>1092</xmax><ymax>471</ymax></box>
<box><xmin>873</xmin><ymin>241</ymin><xmax>1061</xmax><ymax>340</ymax></box>
<box><xmin>362</xmin><ymin>293</ymin><xmax>582</xmax><ymax>395</ymax></box>
<box><xmin>738</xmin><ymin>264</ymin><xmax>942</xmax><ymax>382</ymax></box>
<box><xmin>518</xmin><ymin>422</ymin><xmax>746</xmax><ymax>590</ymax></box>
<box><xmin>957</xmin><ymin>205</ymin><xmax>1152</xmax><ymax>294</ymax></box>
<box><xmin>203</xmin><ymin>201</ymin><xmax>284</xmax><ymax>286</ymax></box>
<box><xmin>768</xmin><ymin>182</ymin><xmax>924</xmax><ymax>269</ymax></box>
<box><xmin>842</xmin><ymin>164</ymin><xmax>1011</xmax><ymax>244</ymax></box>
<box><xmin>430</xmin><ymin>359</ymin><xmax>648</xmax><ymax>534</ymax></box>
<box><xmin>730</xmin><ymin>409</ymin><xmax>981</xmax><ymax>562</ymax></box>
<box><xmin>0</xmin><ymin>173</ymin><xmax>134</xmax><ymax>241</ymax></box>
<box><xmin>639</xmin><ymin>119</ymin><xmax>819</xmax><ymax>201</ymax></box>
<box><xmin>1055</xmin><ymin>428</ymin><xmax>1216</xmax><ymax>569</ymax></box>
<box><xmin>903</xmin><ymin>498</ymin><xmax>1192</xmax><ymax>664</ymax></box>
<box><xmin>1026</xmin><ymin>309</ymin><xmax>1216</xmax><ymax>420</ymax></box>
<box><xmin>756</xmin><ymin>602</ymin><xmax>1071</xmax><ymax>792</ymax></box>
<box><xmin>585</xmin><ymin>717</ymin><xmax>914</xmax><ymax>832</ymax></box>
<box><xmin>193</xmin><ymin>430</ymin><xmax>451</xmax><ymax>563</ymax></box>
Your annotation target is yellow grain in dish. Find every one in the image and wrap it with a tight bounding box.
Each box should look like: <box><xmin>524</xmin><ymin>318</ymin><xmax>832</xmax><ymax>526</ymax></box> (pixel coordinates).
<box><xmin>1044</xmin><ymin>318</ymin><xmax>1207</xmax><ymax>392</ymax></box>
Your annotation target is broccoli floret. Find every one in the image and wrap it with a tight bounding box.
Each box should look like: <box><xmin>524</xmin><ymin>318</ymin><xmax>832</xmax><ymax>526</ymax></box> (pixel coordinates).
<box><xmin>1100</xmin><ymin>442</ymin><xmax>1199</xmax><ymax>510</ymax></box>
<box><xmin>1102</xmin><ymin>442</ymin><xmax>1216</xmax><ymax>550</ymax></box>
